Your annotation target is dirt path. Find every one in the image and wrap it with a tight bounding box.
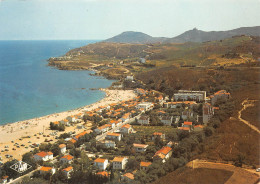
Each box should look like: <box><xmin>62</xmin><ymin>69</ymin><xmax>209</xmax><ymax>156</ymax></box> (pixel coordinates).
<box><xmin>238</xmin><ymin>99</ymin><xmax>260</xmax><ymax>134</ymax></box>
<box><xmin>187</xmin><ymin>160</ymin><xmax>259</xmax><ymax>184</ymax></box>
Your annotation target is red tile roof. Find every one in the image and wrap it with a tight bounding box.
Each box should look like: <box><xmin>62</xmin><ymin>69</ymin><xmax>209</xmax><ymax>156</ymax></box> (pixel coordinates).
<box><xmin>61</xmin><ymin>155</ymin><xmax>74</xmax><ymax>161</ymax></box>
<box><xmin>140</xmin><ymin>161</ymin><xmax>152</xmax><ymax>167</ymax></box>
<box><xmin>36</xmin><ymin>151</ymin><xmax>53</xmax><ymax>158</ymax></box>
<box><xmin>59</xmin><ymin>144</ymin><xmax>66</xmax><ymax>149</ymax></box>
<box><xmin>94</xmin><ymin>158</ymin><xmax>107</xmax><ymax>163</ymax></box>
<box><xmin>155</xmin><ymin>146</ymin><xmax>172</xmax><ymax>156</ymax></box>
<box><xmin>184</xmin><ymin>121</ymin><xmax>193</xmax><ymax>125</ymax></box>
<box><xmin>133</xmin><ymin>143</ymin><xmax>148</xmax><ymax>148</ymax></box>
<box><xmin>40</xmin><ymin>166</ymin><xmax>53</xmax><ymax>172</ymax></box>
<box><xmin>123</xmin><ymin>173</ymin><xmax>134</xmax><ymax>180</ymax></box>
<box><xmin>113</xmin><ymin>157</ymin><xmax>126</xmax><ymax>162</ymax></box>
<box><xmin>96</xmin><ymin>171</ymin><xmax>109</xmax><ymax>177</ymax></box>
<box><xmin>62</xmin><ymin>166</ymin><xmax>73</xmax><ymax>172</ymax></box>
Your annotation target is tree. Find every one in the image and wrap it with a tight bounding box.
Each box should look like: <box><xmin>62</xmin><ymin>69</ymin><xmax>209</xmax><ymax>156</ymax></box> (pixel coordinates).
<box><xmin>126</xmin><ymin>158</ymin><xmax>139</xmax><ymax>171</ymax></box>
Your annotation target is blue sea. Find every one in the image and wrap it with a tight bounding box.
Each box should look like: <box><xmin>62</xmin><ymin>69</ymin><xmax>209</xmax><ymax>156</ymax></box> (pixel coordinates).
<box><xmin>0</xmin><ymin>40</ymin><xmax>114</xmax><ymax>124</ymax></box>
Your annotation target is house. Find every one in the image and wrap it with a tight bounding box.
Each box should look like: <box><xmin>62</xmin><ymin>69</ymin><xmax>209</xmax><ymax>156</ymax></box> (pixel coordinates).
<box><xmin>94</xmin><ymin>124</ymin><xmax>111</xmax><ymax>134</ymax></box>
<box><xmin>136</xmin><ymin>102</ymin><xmax>153</xmax><ymax>111</ymax></box>
<box><xmin>120</xmin><ymin>124</ymin><xmax>133</xmax><ymax>134</ymax></box>
<box><xmin>120</xmin><ymin>113</ymin><xmax>131</xmax><ymax>122</ymax></box>
<box><xmin>39</xmin><ymin>167</ymin><xmax>56</xmax><ymax>175</ymax></box>
<box><xmin>60</xmin><ymin>155</ymin><xmax>74</xmax><ymax>164</ymax></box>
<box><xmin>59</xmin><ymin>144</ymin><xmax>66</xmax><ymax>154</ymax></box>
<box><xmin>210</xmin><ymin>90</ymin><xmax>230</xmax><ymax>105</ymax></box>
<box><xmin>178</xmin><ymin>127</ymin><xmax>190</xmax><ymax>132</ymax></box>
<box><xmin>33</xmin><ymin>151</ymin><xmax>53</xmax><ymax>162</ymax></box>
<box><xmin>94</xmin><ymin>158</ymin><xmax>109</xmax><ymax>170</ymax></box>
<box><xmin>160</xmin><ymin>116</ymin><xmax>173</xmax><ymax>126</ymax></box>
<box><xmin>122</xmin><ymin>173</ymin><xmax>134</xmax><ymax>182</ymax></box>
<box><xmin>166</xmin><ymin>141</ymin><xmax>173</xmax><ymax>147</ymax></box>
<box><xmin>152</xmin><ymin>132</ymin><xmax>165</xmax><ymax>140</ymax></box>
<box><xmin>97</xmin><ymin>140</ymin><xmax>116</xmax><ymax>149</ymax></box>
<box><xmin>181</xmin><ymin>110</ymin><xmax>193</xmax><ymax>120</ymax></box>
<box><xmin>138</xmin><ymin>115</ymin><xmax>150</xmax><ymax>125</ymax></box>
<box><xmin>112</xmin><ymin>157</ymin><xmax>128</xmax><ymax>170</ymax></box>
<box><xmin>140</xmin><ymin>161</ymin><xmax>152</xmax><ymax>170</ymax></box>
<box><xmin>96</xmin><ymin>171</ymin><xmax>109</xmax><ymax>177</ymax></box>
<box><xmin>106</xmin><ymin>132</ymin><xmax>121</xmax><ymax>141</ymax></box>
<box><xmin>126</xmin><ymin>75</ymin><xmax>134</xmax><ymax>81</ymax></box>
<box><xmin>153</xmin><ymin>146</ymin><xmax>172</xmax><ymax>163</ymax></box>
<box><xmin>203</xmin><ymin>103</ymin><xmax>214</xmax><ymax>125</ymax></box>
<box><xmin>135</xmin><ymin>88</ymin><xmax>147</xmax><ymax>95</ymax></box>
<box><xmin>74</xmin><ymin>131</ymin><xmax>88</xmax><ymax>141</ymax></box>
<box><xmin>62</xmin><ymin>166</ymin><xmax>73</xmax><ymax>178</ymax></box>
<box><xmin>182</xmin><ymin>121</ymin><xmax>193</xmax><ymax>131</ymax></box>
<box><xmin>174</xmin><ymin>90</ymin><xmax>206</xmax><ymax>102</ymax></box>
<box><xmin>133</xmin><ymin>143</ymin><xmax>148</xmax><ymax>152</ymax></box>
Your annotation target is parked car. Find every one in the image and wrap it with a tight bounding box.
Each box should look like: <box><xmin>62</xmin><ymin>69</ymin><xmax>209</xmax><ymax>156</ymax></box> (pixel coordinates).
<box><xmin>256</xmin><ymin>168</ymin><xmax>260</xmax><ymax>172</ymax></box>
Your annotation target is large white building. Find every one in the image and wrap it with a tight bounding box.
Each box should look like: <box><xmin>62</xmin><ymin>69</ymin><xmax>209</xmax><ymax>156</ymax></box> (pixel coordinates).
<box><xmin>112</xmin><ymin>157</ymin><xmax>128</xmax><ymax>170</ymax></box>
<box><xmin>173</xmin><ymin>90</ymin><xmax>206</xmax><ymax>102</ymax></box>
<box><xmin>136</xmin><ymin>102</ymin><xmax>154</xmax><ymax>111</ymax></box>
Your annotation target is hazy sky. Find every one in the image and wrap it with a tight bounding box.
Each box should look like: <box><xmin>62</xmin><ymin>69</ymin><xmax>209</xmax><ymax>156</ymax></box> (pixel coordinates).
<box><xmin>0</xmin><ymin>0</ymin><xmax>259</xmax><ymax>40</ymax></box>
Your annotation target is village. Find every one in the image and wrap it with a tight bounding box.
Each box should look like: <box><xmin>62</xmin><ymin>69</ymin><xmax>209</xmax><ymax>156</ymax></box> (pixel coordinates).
<box><xmin>0</xmin><ymin>87</ymin><xmax>230</xmax><ymax>184</ymax></box>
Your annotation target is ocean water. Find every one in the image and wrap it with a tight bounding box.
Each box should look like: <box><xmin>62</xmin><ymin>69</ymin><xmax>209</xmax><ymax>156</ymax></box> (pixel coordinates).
<box><xmin>0</xmin><ymin>40</ymin><xmax>114</xmax><ymax>124</ymax></box>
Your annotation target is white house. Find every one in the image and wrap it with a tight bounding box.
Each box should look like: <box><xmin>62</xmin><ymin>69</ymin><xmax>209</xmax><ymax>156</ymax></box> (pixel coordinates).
<box><xmin>126</xmin><ymin>75</ymin><xmax>134</xmax><ymax>81</ymax></box>
<box><xmin>160</xmin><ymin>116</ymin><xmax>173</xmax><ymax>126</ymax></box>
<box><xmin>60</xmin><ymin>155</ymin><xmax>74</xmax><ymax>164</ymax></box>
<box><xmin>94</xmin><ymin>124</ymin><xmax>111</xmax><ymax>134</ymax></box>
<box><xmin>120</xmin><ymin>124</ymin><xmax>133</xmax><ymax>134</ymax></box>
<box><xmin>33</xmin><ymin>151</ymin><xmax>53</xmax><ymax>162</ymax></box>
<box><xmin>39</xmin><ymin>167</ymin><xmax>56</xmax><ymax>175</ymax></box>
<box><xmin>94</xmin><ymin>158</ymin><xmax>109</xmax><ymax>170</ymax></box>
<box><xmin>112</xmin><ymin>157</ymin><xmax>128</xmax><ymax>170</ymax></box>
<box><xmin>59</xmin><ymin>144</ymin><xmax>66</xmax><ymax>154</ymax></box>
<box><xmin>97</xmin><ymin>140</ymin><xmax>116</xmax><ymax>149</ymax></box>
<box><xmin>153</xmin><ymin>146</ymin><xmax>172</xmax><ymax>163</ymax></box>
<box><xmin>136</xmin><ymin>102</ymin><xmax>153</xmax><ymax>111</ymax></box>
<box><xmin>0</xmin><ymin>176</ymin><xmax>9</xmax><ymax>184</ymax></box>
<box><xmin>106</xmin><ymin>132</ymin><xmax>121</xmax><ymax>141</ymax></box>
<box><xmin>62</xmin><ymin>166</ymin><xmax>73</xmax><ymax>178</ymax></box>
<box><xmin>138</xmin><ymin>116</ymin><xmax>150</xmax><ymax>125</ymax></box>
<box><xmin>133</xmin><ymin>143</ymin><xmax>148</xmax><ymax>152</ymax></box>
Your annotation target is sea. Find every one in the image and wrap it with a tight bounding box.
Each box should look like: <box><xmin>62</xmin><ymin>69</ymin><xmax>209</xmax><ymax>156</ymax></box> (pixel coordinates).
<box><xmin>0</xmin><ymin>40</ymin><xmax>114</xmax><ymax>125</ymax></box>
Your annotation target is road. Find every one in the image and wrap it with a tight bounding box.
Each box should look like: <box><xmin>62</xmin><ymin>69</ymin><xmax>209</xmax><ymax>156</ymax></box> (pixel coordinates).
<box><xmin>238</xmin><ymin>99</ymin><xmax>260</xmax><ymax>134</ymax></box>
<box><xmin>9</xmin><ymin>167</ymin><xmax>40</xmax><ymax>184</ymax></box>
<box><xmin>96</xmin><ymin>114</ymin><xmax>141</xmax><ymax>141</ymax></box>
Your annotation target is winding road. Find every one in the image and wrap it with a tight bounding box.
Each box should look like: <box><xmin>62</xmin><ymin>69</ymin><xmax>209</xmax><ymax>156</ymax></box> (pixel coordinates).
<box><xmin>238</xmin><ymin>99</ymin><xmax>260</xmax><ymax>134</ymax></box>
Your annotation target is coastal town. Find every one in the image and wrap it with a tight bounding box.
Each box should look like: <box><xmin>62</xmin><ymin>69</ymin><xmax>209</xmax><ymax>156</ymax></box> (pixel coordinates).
<box><xmin>0</xmin><ymin>77</ymin><xmax>231</xmax><ymax>183</ymax></box>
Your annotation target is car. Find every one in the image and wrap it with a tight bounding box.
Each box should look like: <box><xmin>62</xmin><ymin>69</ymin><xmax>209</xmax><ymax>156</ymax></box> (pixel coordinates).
<box><xmin>25</xmin><ymin>147</ymin><xmax>28</xmax><ymax>149</ymax></box>
<box><xmin>1</xmin><ymin>150</ymin><xmax>4</xmax><ymax>152</ymax></box>
<box><xmin>256</xmin><ymin>168</ymin><xmax>260</xmax><ymax>172</ymax></box>
<box><xmin>4</xmin><ymin>146</ymin><xmax>8</xmax><ymax>148</ymax></box>
<box><xmin>28</xmin><ymin>141</ymin><xmax>31</xmax><ymax>143</ymax></box>
<box><xmin>21</xmin><ymin>144</ymin><xmax>25</xmax><ymax>147</ymax></box>
<box><xmin>37</xmin><ymin>137</ymin><xmax>40</xmax><ymax>139</ymax></box>
<box><xmin>5</xmin><ymin>155</ymin><xmax>10</xmax><ymax>158</ymax></box>
<box><xmin>16</xmin><ymin>146</ymin><xmax>20</xmax><ymax>148</ymax></box>
<box><xmin>11</xmin><ymin>141</ymin><xmax>14</xmax><ymax>143</ymax></box>
<box><xmin>19</xmin><ymin>138</ymin><xmax>23</xmax><ymax>141</ymax></box>
<box><xmin>5</xmin><ymin>149</ymin><xmax>9</xmax><ymax>151</ymax></box>
<box><xmin>12</xmin><ymin>148</ymin><xmax>16</xmax><ymax>151</ymax></box>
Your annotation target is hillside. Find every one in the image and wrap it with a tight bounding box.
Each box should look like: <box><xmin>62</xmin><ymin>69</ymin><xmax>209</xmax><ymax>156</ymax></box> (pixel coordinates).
<box><xmin>48</xmin><ymin>35</ymin><xmax>260</xmax><ymax>74</ymax></box>
<box><xmin>103</xmin><ymin>26</ymin><xmax>260</xmax><ymax>44</ymax></box>
<box><xmin>166</xmin><ymin>26</ymin><xmax>260</xmax><ymax>43</ymax></box>
<box><xmin>104</xmin><ymin>31</ymin><xmax>167</xmax><ymax>44</ymax></box>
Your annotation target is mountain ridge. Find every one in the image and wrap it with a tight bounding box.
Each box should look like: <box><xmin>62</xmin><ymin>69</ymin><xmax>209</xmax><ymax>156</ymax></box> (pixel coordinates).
<box><xmin>104</xmin><ymin>26</ymin><xmax>260</xmax><ymax>44</ymax></box>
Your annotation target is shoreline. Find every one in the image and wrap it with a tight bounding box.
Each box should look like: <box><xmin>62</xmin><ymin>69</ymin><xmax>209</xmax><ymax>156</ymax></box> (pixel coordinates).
<box><xmin>0</xmin><ymin>89</ymin><xmax>136</xmax><ymax>162</ymax></box>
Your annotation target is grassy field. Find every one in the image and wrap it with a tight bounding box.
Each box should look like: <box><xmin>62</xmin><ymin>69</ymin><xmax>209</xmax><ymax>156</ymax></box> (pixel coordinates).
<box><xmin>241</xmin><ymin>100</ymin><xmax>260</xmax><ymax>130</ymax></box>
<box><xmin>152</xmin><ymin>167</ymin><xmax>233</xmax><ymax>184</ymax></box>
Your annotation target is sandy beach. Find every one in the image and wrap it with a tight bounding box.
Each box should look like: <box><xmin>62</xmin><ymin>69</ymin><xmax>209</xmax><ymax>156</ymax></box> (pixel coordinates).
<box><xmin>0</xmin><ymin>89</ymin><xmax>136</xmax><ymax>163</ymax></box>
